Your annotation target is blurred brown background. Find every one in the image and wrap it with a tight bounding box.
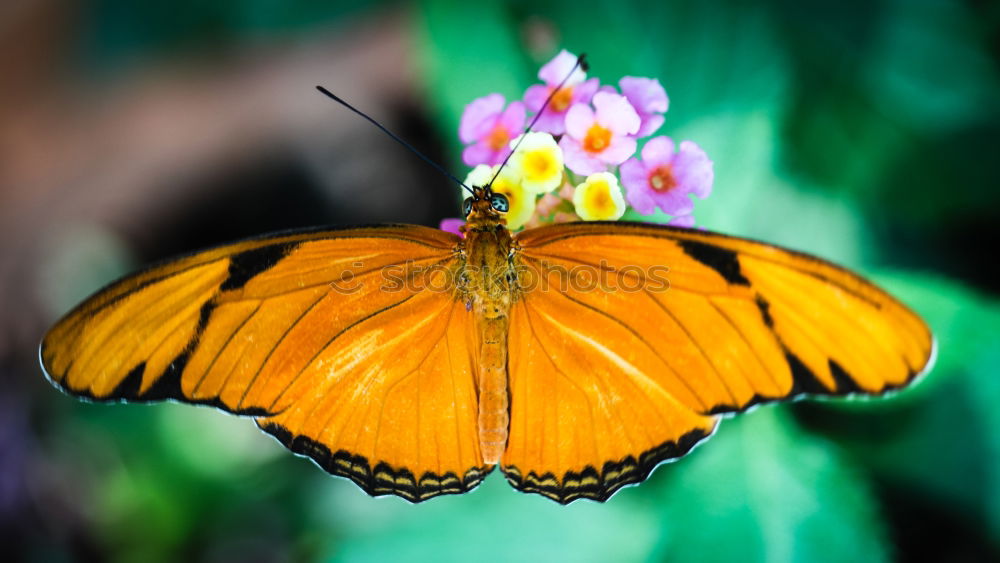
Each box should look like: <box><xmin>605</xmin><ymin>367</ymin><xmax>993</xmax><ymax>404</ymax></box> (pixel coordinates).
<box><xmin>1</xmin><ymin>2</ymin><xmax>456</xmax><ymax>358</ymax></box>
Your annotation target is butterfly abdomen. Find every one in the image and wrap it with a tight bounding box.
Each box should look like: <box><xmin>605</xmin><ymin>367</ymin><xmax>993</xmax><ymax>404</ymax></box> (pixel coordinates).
<box><xmin>477</xmin><ymin>315</ymin><xmax>509</xmax><ymax>465</ymax></box>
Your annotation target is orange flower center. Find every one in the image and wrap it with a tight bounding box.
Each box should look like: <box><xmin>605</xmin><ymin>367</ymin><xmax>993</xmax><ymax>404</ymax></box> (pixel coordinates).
<box><xmin>485</xmin><ymin>125</ymin><xmax>510</xmax><ymax>151</ymax></box>
<box><xmin>649</xmin><ymin>165</ymin><xmax>677</xmax><ymax>192</ymax></box>
<box><xmin>551</xmin><ymin>87</ymin><xmax>574</xmax><ymax>111</ymax></box>
<box><xmin>583</xmin><ymin>124</ymin><xmax>612</xmax><ymax>153</ymax></box>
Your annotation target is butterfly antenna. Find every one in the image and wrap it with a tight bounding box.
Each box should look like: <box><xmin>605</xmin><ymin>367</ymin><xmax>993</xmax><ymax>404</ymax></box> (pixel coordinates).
<box><xmin>488</xmin><ymin>53</ymin><xmax>588</xmax><ymax>188</ymax></box>
<box><xmin>315</xmin><ymin>86</ymin><xmax>474</xmax><ymax>195</ymax></box>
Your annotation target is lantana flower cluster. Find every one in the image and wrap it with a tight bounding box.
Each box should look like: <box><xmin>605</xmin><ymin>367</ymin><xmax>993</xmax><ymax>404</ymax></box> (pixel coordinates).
<box><xmin>443</xmin><ymin>49</ymin><xmax>713</xmax><ymax>233</ymax></box>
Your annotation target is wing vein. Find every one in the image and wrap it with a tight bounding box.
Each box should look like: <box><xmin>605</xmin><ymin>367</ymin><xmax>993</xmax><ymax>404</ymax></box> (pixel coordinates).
<box><xmin>644</xmin><ymin>288</ymin><xmax>741</xmax><ymax>407</ymax></box>
<box><xmin>235</xmin><ymin>291</ymin><xmax>329</xmax><ymax>410</ymax></box>
<box><xmin>556</xmin><ymin>288</ymin><xmax>708</xmax><ymax>413</ymax></box>
<box><xmin>371</xmin><ymin>301</ymin><xmax>452</xmax><ymax>471</ymax></box>
<box><xmin>755</xmin><ymin>271</ymin><xmax>899</xmax><ymax>376</ymax></box>
<box><xmin>266</xmin><ymin>293</ymin><xmax>419</xmax><ymax>412</ymax></box>
<box><xmin>523</xmin><ymin>297</ymin><xmax>668</xmax><ymax>467</ymax></box>
<box><xmin>443</xmin><ymin>303</ymin><xmax>466</xmax><ymax>473</ymax></box>
<box><xmin>219</xmin><ymin>254</ymin><xmax>455</xmax><ymax>301</ymax></box>
<box><xmin>755</xmin><ymin>278</ymin><xmax>886</xmax><ymax>386</ymax></box>
<box><xmin>707</xmin><ymin>298</ymin><xmax>784</xmax><ymax>396</ymax></box>
<box><xmin>520</xmin><ymin>228</ymin><xmax>882</xmax><ymax>307</ymax></box>
<box><xmin>520</xmin><ymin>300</ymin><xmax>601</xmax><ymax>468</ymax></box>
<box><xmin>191</xmin><ymin>300</ymin><xmax>262</xmax><ymax>397</ymax></box>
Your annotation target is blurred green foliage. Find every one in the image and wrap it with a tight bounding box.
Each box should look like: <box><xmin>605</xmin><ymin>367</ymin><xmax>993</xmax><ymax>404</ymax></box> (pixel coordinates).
<box><xmin>79</xmin><ymin>0</ymin><xmax>379</xmax><ymax>70</ymax></box>
<box><xmin>22</xmin><ymin>0</ymin><xmax>1000</xmax><ymax>561</ymax></box>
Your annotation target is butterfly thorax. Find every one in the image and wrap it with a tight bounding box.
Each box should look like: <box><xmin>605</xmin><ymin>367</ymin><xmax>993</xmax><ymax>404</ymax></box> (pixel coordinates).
<box><xmin>459</xmin><ymin>189</ymin><xmax>517</xmax><ymax>464</ymax></box>
<box><xmin>459</xmin><ymin>222</ymin><xmax>516</xmax><ymax>316</ymax></box>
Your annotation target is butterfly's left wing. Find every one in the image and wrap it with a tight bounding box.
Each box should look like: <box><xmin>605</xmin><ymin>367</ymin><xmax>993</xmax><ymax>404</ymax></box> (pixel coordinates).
<box><xmin>41</xmin><ymin>225</ymin><xmax>490</xmax><ymax>502</ymax></box>
<box><xmin>504</xmin><ymin>222</ymin><xmax>933</xmax><ymax>503</ymax></box>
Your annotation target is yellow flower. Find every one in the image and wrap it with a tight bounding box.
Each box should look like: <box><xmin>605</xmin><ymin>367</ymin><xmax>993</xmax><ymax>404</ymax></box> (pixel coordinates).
<box><xmin>572</xmin><ymin>172</ymin><xmax>626</xmax><ymax>221</ymax></box>
<box><xmin>509</xmin><ymin>132</ymin><xmax>564</xmax><ymax>194</ymax></box>
<box><xmin>463</xmin><ymin>165</ymin><xmax>536</xmax><ymax>230</ymax></box>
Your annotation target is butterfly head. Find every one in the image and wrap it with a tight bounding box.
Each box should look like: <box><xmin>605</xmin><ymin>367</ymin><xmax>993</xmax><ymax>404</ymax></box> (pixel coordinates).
<box><xmin>463</xmin><ymin>186</ymin><xmax>509</xmax><ymax>227</ymax></box>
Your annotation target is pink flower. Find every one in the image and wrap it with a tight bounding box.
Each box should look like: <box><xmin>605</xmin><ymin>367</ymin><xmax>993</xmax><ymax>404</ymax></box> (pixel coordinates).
<box><xmin>620</xmin><ymin>136</ymin><xmax>713</xmax><ymax>216</ymax></box>
<box><xmin>523</xmin><ymin>50</ymin><xmax>599</xmax><ymax>135</ymax></box>
<box><xmin>667</xmin><ymin>213</ymin><xmax>695</xmax><ymax>228</ymax></box>
<box><xmin>439</xmin><ymin>218</ymin><xmax>465</xmax><ymax>237</ymax></box>
<box><xmin>459</xmin><ymin>94</ymin><xmax>526</xmax><ymax>166</ymax></box>
<box><xmin>619</xmin><ymin>76</ymin><xmax>669</xmax><ymax>137</ymax></box>
<box><xmin>559</xmin><ymin>92</ymin><xmax>640</xmax><ymax>175</ymax></box>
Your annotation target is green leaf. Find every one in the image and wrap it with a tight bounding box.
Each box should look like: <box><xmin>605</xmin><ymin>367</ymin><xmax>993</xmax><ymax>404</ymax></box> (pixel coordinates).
<box><xmin>776</xmin><ymin>0</ymin><xmax>1000</xmax><ymax>223</ymax></box>
<box><xmin>552</xmin><ymin>0</ymin><xmax>792</xmax><ymax>123</ymax></box>
<box><xmin>648</xmin><ymin>409</ymin><xmax>890</xmax><ymax>563</ymax></box>
<box><xmin>415</xmin><ymin>0</ymin><xmax>531</xmax><ymax>163</ymax></box>
<box><xmin>323</xmin><ymin>472</ymin><xmax>661</xmax><ymax>562</ymax></box>
<box><xmin>807</xmin><ymin>272</ymin><xmax>1000</xmax><ymax>543</ymax></box>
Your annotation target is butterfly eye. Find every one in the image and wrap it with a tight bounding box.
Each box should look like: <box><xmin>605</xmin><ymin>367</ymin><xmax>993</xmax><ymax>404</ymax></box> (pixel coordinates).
<box><xmin>462</xmin><ymin>197</ymin><xmax>473</xmax><ymax>216</ymax></box>
<box><xmin>490</xmin><ymin>193</ymin><xmax>509</xmax><ymax>213</ymax></box>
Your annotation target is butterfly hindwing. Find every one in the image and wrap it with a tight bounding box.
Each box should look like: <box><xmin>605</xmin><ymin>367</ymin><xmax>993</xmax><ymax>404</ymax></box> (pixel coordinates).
<box><xmin>502</xmin><ymin>222</ymin><xmax>933</xmax><ymax>502</ymax></box>
<box><xmin>504</xmin><ymin>293</ymin><xmax>718</xmax><ymax>503</ymax></box>
<box><xmin>40</xmin><ymin>225</ymin><xmax>491</xmax><ymax>501</ymax></box>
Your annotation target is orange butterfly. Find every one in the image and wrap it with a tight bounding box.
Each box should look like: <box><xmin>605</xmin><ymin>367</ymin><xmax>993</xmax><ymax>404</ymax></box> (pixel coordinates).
<box><xmin>40</xmin><ymin>184</ymin><xmax>934</xmax><ymax>503</ymax></box>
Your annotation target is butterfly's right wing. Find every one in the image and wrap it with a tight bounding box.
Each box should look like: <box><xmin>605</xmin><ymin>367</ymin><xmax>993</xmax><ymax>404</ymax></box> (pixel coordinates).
<box><xmin>41</xmin><ymin>225</ymin><xmax>490</xmax><ymax>502</ymax></box>
<box><xmin>502</xmin><ymin>222</ymin><xmax>932</xmax><ymax>503</ymax></box>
